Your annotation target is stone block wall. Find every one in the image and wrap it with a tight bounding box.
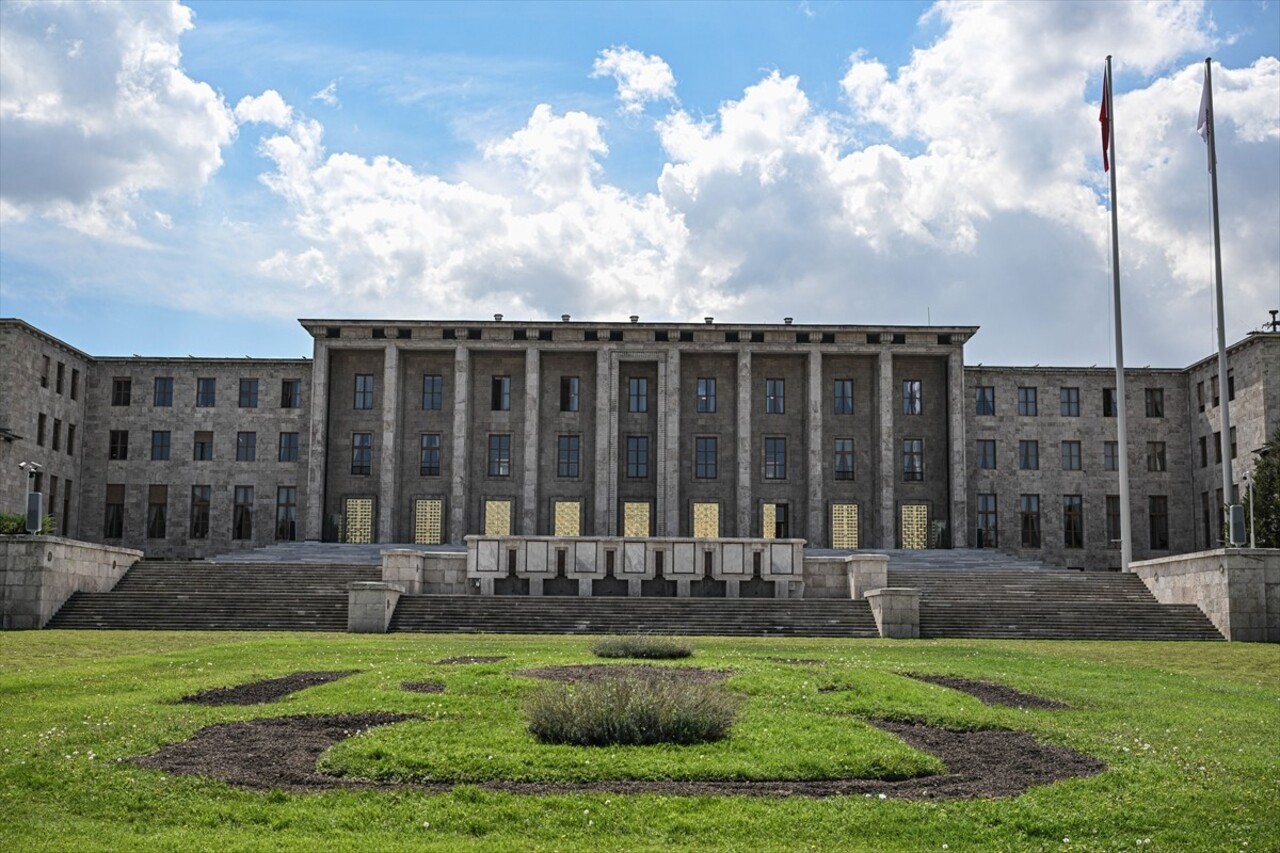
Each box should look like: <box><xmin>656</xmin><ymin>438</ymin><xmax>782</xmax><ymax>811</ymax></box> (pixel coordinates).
<box><xmin>1131</xmin><ymin>548</ymin><xmax>1279</xmax><ymax>642</ymax></box>
<box><xmin>0</xmin><ymin>536</ymin><xmax>141</xmax><ymax>628</ymax></box>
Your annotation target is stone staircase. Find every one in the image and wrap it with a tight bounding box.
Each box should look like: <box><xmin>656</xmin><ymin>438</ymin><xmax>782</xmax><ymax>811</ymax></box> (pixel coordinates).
<box><xmin>46</xmin><ymin>561</ymin><xmax>380</xmax><ymax>631</ymax></box>
<box><xmin>886</xmin><ymin>567</ymin><xmax>1223</xmax><ymax>640</ymax></box>
<box><xmin>390</xmin><ymin>595</ymin><xmax>879</xmax><ymax>638</ymax></box>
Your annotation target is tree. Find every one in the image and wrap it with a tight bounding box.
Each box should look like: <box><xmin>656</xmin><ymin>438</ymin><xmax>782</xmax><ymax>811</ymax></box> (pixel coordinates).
<box><xmin>1243</xmin><ymin>427</ymin><xmax>1280</xmax><ymax>548</ymax></box>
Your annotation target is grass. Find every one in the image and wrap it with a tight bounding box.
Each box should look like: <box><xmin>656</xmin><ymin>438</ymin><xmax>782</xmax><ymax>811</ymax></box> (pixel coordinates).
<box><xmin>591</xmin><ymin>635</ymin><xmax>695</xmax><ymax>659</ymax></box>
<box><xmin>0</xmin><ymin>632</ymin><xmax>1275</xmax><ymax>852</ymax></box>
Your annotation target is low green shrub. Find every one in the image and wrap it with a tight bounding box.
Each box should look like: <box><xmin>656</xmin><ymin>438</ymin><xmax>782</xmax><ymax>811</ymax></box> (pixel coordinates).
<box><xmin>525</xmin><ymin>674</ymin><xmax>740</xmax><ymax>746</ymax></box>
<box><xmin>591</xmin><ymin>635</ymin><xmax>694</xmax><ymax>659</ymax></box>
<box><xmin>0</xmin><ymin>513</ymin><xmax>53</xmax><ymax>534</ymax></box>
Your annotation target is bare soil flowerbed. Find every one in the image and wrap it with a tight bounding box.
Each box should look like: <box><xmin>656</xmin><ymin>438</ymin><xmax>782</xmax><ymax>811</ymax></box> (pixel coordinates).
<box><xmin>906</xmin><ymin>674</ymin><xmax>1071</xmax><ymax>709</ymax></box>
<box><xmin>401</xmin><ymin>681</ymin><xmax>446</xmax><ymax>694</ymax></box>
<box><xmin>179</xmin><ymin>671</ymin><xmax>360</xmax><ymax>706</ymax></box>
<box><xmin>513</xmin><ymin>664</ymin><xmax>732</xmax><ymax>684</ymax></box>
<box><xmin>433</xmin><ymin>656</ymin><xmax>507</xmax><ymax>665</ymax></box>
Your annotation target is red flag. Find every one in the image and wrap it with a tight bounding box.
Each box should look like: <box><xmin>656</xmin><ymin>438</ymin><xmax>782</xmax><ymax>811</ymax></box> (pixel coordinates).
<box><xmin>1099</xmin><ymin>65</ymin><xmax>1111</xmax><ymax>172</ymax></box>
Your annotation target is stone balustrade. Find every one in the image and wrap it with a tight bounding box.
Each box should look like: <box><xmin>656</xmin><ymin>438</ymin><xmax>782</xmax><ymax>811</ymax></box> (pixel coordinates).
<box><xmin>380</xmin><ymin>548</ymin><xmax>468</xmax><ymax>595</ymax></box>
<box><xmin>1131</xmin><ymin>548</ymin><xmax>1279</xmax><ymax>642</ymax></box>
<box><xmin>1</xmin><ymin>536</ymin><xmax>142</xmax><ymax>629</ymax></box>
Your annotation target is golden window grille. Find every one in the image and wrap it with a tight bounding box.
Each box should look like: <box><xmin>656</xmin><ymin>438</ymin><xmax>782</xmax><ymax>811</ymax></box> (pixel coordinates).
<box><xmin>831</xmin><ymin>503</ymin><xmax>859</xmax><ymax>549</ymax></box>
<box><xmin>484</xmin><ymin>500</ymin><xmax>512</xmax><ymax>536</ymax></box>
<box><xmin>692</xmin><ymin>502</ymin><xmax>720</xmax><ymax>538</ymax></box>
<box><xmin>901</xmin><ymin>504</ymin><xmax>929</xmax><ymax>550</ymax></box>
<box><xmin>414</xmin><ymin>499</ymin><xmax>443</xmax><ymax>545</ymax></box>
<box><xmin>762</xmin><ymin>503</ymin><xmax>777</xmax><ymax>539</ymax></box>
<box><xmin>623</xmin><ymin>502</ymin><xmax>650</xmax><ymax>537</ymax></box>
<box><xmin>344</xmin><ymin>497</ymin><xmax>373</xmax><ymax>544</ymax></box>
<box><xmin>553</xmin><ymin>501</ymin><xmax>581</xmax><ymax>537</ymax></box>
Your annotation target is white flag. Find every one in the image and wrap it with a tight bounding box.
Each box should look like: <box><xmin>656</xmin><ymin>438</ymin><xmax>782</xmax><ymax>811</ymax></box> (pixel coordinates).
<box><xmin>1197</xmin><ymin>70</ymin><xmax>1212</xmax><ymax>170</ymax></box>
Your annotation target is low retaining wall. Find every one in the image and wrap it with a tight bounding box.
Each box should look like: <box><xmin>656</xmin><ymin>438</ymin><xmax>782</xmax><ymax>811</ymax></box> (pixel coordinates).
<box><xmin>1130</xmin><ymin>548</ymin><xmax>1280</xmax><ymax>642</ymax></box>
<box><xmin>801</xmin><ymin>553</ymin><xmax>889</xmax><ymax>599</ymax></box>
<box><xmin>381</xmin><ymin>549</ymin><xmax>468</xmax><ymax>595</ymax></box>
<box><xmin>866</xmin><ymin>587</ymin><xmax>920</xmax><ymax>639</ymax></box>
<box><xmin>0</xmin><ymin>536</ymin><xmax>143</xmax><ymax>629</ymax></box>
<box><xmin>348</xmin><ymin>582</ymin><xmax>403</xmax><ymax>633</ymax></box>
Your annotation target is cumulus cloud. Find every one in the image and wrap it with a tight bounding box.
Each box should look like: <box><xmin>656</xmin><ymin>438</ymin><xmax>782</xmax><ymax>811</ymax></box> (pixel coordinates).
<box><xmin>591</xmin><ymin>46</ymin><xmax>678</xmax><ymax>115</ymax></box>
<box><xmin>0</xmin><ymin>0</ymin><xmax>235</xmax><ymax>238</ymax></box>
<box><xmin>311</xmin><ymin>79</ymin><xmax>340</xmax><ymax>107</ymax></box>
<box><xmin>234</xmin><ymin>90</ymin><xmax>293</xmax><ymax>127</ymax></box>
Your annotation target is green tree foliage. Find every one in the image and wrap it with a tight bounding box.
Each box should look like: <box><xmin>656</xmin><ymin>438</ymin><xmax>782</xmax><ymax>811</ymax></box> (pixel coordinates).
<box><xmin>1243</xmin><ymin>428</ymin><xmax>1280</xmax><ymax>548</ymax></box>
<box><xmin>0</xmin><ymin>513</ymin><xmax>54</xmax><ymax>534</ymax></box>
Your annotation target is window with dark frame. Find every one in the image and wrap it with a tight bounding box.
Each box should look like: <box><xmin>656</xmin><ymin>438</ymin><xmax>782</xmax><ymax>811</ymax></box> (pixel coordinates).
<box><xmin>1144</xmin><ymin>388</ymin><xmax>1164</xmax><ymax>417</ymax></box>
<box><xmin>1104</xmin><ymin>441</ymin><xmax>1120</xmax><ymax>471</ymax></box>
<box><xmin>1063</xmin><ymin>495</ymin><xmax>1084</xmax><ymax>548</ymax></box>
<box><xmin>278</xmin><ymin>432</ymin><xmax>299</xmax><ymax>462</ymax></box>
<box><xmin>146</xmin><ymin>485</ymin><xmax>167</xmax><ymax>539</ymax></box>
<box><xmin>903</xmin><ymin>439</ymin><xmax>924</xmax><ymax>481</ymax></box>
<box><xmin>239</xmin><ymin>378</ymin><xmax>259</xmax><ymax>408</ymax></box>
<box><xmin>109</xmin><ymin>430</ymin><xmax>129</xmax><ymax>460</ymax></box>
<box><xmin>52</xmin><ymin>419</ymin><xmax>61</xmax><ymax>451</ymax></box>
<box><xmin>236</xmin><ymin>431</ymin><xmax>257</xmax><ymax>462</ymax></box>
<box><xmin>834</xmin><ymin>379</ymin><xmax>853</xmax><ymax>415</ymax></box>
<box><xmin>764</xmin><ymin>437</ymin><xmax>787</xmax><ymax>479</ymax></box>
<box><xmin>560</xmin><ymin>376</ymin><xmax>580</xmax><ymax>412</ymax></box>
<box><xmin>56</xmin><ymin>362</ymin><xmax>64</xmax><ymax>394</ymax></box>
<box><xmin>111</xmin><ymin>377</ymin><xmax>132</xmax><ymax>406</ymax></box>
<box><xmin>491</xmin><ymin>375</ymin><xmax>511</xmax><ymax>411</ymax></box>
<box><xmin>628</xmin><ymin>377</ymin><xmax>649</xmax><ymax>413</ymax></box>
<box><xmin>351</xmin><ymin>433</ymin><xmax>373</xmax><ymax>475</ymax></box>
<box><xmin>354</xmin><ymin>374</ymin><xmax>374</xmax><ymax>410</ymax></box>
<box><xmin>420</xmin><ymin>433</ymin><xmax>442</xmax><ymax>476</ymax></box>
<box><xmin>975</xmin><ymin>386</ymin><xmax>995</xmax><ymax>415</ymax></box>
<box><xmin>834</xmin><ymin>438</ymin><xmax>854</xmax><ymax>480</ymax></box>
<box><xmin>276</xmin><ymin>486</ymin><xmax>297</xmax><ymax>541</ymax></box>
<box><xmin>154</xmin><ymin>377</ymin><xmax>173</xmax><ymax>407</ymax></box>
<box><xmin>695</xmin><ymin>436</ymin><xmax>717</xmax><ymax>479</ymax></box>
<box><xmin>557</xmin><ymin>435</ymin><xmax>580</xmax><ymax>477</ymax></box>
<box><xmin>1019</xmin><ymin>439</ymin><xmax>1039</xmax><ymax>470</ymax></box>
<box><xmin>66</xmin><ymin>423</ymin><xmax>75</xmax><ymax>455</ymax></box>
<box><xmin>190</xmin><ymin>485</ymin><xmax>211</xmax><ymax>539</ymax></box>
<box><xmin>103</xmin><ymin>484</ymin><xmax>124</xmax><ymax>538</ymax></box>
<box><xmin>1102</xmin><ymin>387</ymin><xmax>1118</xmax><ymax>418</ymax></box>
<box><xmin>151</xmin><ymin>430</ymin><xmax>171</xmax><ymax>461</ymax></box>
<box><xmin>1020</xmin><ymin>494</ymin><xmax>1041</xmax><ymax>548</ymax></box>
<box><xmin>422</xmin><ymin>374</ymin><xmax>443</xmax><ymax>410</ymax></box>
<box><xmin>1060</xmin><ymin>387</ymin><xmax>1080</xmax><ymax>416</ymax></box>
<box><xmin>976</xmin><ymin>493</ymin><xmax>997</xmax><ymax>547</ymax></box>
<box><xmin>232</xmin><ymin>486</ymin><xmax>254</xmax><ymax>540</ymax></box>
<box><xmin>37</xmin><ymin>413</ymin><xmax>45</xmax><ymax>446</ymax></box>
<box><xmin>1149</xmin><ymin>495</ymin><xmax>1169</xmax><ymax>550</ymax></box>
<box><xmin>1017</xmin><ymin>386</ymin><xmax>1038</xmax><ymax>416</ymax></box>
<box><xmin>488</xmin><ymin>434</ymin><xmax>511</xmax><ymax>477</ymax></box>
<box><xmin>281</xmin><ymin>379</ymin><xmax>302</xmax><ymax>408</ymax></box>
<box><xmin>696</xmin><ymin>378</ymin><xmax>717</xmax><ymax>413</ymax></box>
<box><xmin>1106</xmin><ymin>495</ymin><xmax>1121</xmax><ymax>548</ymax></box>
<box><xmin>196</xmin><ymin>377</ymin><xmax>216</xmax><ymax>407</ymax></box>
<box><xmin>976</xmin><ymin>439</ymin><xmax>996</xmax><ymax>469</ymax></box>
<box><xmin>766</xmin><ymin>378</ymin><xmax>785</xmax><ymax>414</ymax></box>
<box><xmin>71</xmin><ymin>368</ymin><xmax>79</xmax><ymax>400</ymax></box>
<box><xmin>626</xmin><ymin>435</ymin><xmax>649</xmax><ymax>478</ymax></box>
<box><xmin>1146</xmin><ymin>441</ymin><xmax>1167</xmax><ymax>472</ymax></box>
<box><xmin>1061</xmin><ymin>440</ymin><xmax>1082</xmax><ymax>471</ymax></box>
<box><xmin>902</xmin><ymin>380</ymin><xmax>922</xmax><ymax>415</ymax></box>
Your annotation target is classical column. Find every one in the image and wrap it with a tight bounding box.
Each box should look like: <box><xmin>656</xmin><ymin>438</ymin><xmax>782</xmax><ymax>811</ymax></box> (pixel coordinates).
<box><xmin>807</xmin><ymin>348</ymin><xmax>824</xmax><ymax>546</ymax></box>
<box><xmin>521</xmin><ymin>348</ymin><xmax>541</xmax><ymax>534</ymax></box>
<box><xmin>736</xmin><ymin>349</ymin><xmax>753</xmax><ymax>536</ymax></box>
<box><xmin>448</xmin><ymin>345</ymin><xmax>470</xmax><ymax>543</ymax></box>
<box><xmin>659</xmin><ymin>349</ymin><xmax>680</xmax><ymax>536</ymax></box>
<box><xmin>947</xmin><ymin>348</ymin><xmax>967</xmax><ymax>549</ymax></box>
<box><xmin>878</xmin><ymin>350</ymin><xmax>896</xmax><ymax>548</ymax></box>
<box><xmin>377</xmin><ymin>343</ymin><xmax>400</xmax><ymax>543</ymax></box>
<box><xmin>304</xmin><ymin>338</ymin><xmax>330</xmax><ymax>541</ymax></box>
<box><xmin>593</xmin><ymin>347</ymin><xmax>613</xmax><ymax>535</ymax></box>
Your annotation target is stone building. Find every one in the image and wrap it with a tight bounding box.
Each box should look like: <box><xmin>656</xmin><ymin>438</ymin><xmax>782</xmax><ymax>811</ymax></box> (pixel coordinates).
<box><xmin>1</xmin><ymin>316</ymin><xmax>1276</xmax><ymax>570</ymax></box>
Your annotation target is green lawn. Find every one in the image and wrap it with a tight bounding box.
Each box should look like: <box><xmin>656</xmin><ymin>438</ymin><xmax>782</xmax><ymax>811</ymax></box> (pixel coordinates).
<box><xmin>0</xmin><ymin>632</ymin><xmax>1276</xmax><ymax>852</ymax></box>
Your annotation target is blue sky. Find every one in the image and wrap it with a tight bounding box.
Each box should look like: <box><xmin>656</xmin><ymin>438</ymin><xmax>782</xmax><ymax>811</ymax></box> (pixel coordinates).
<box><xmin>1</xmin><ymin>0</ymin><xmax>1277</xmax><ymax>366</ymax></box>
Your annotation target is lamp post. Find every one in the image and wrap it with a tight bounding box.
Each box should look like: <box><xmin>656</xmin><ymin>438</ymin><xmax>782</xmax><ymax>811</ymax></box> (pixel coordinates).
<box><xmin>1246</xmin><ymin>473</ymin><xmax>1256</xmax><ymax>549</ymax></box>
<box><xmin>17</xmin><ymin>461</ymin><xmax>42</xmax><ymax>534</ymax></box>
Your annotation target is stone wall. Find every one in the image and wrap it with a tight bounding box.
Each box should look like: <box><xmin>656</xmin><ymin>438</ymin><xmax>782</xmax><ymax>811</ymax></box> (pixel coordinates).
<box><xmin>381</xmin><ymin>548</ymin><xmax>468</xmax><ymax>595</ymax></box>
<box><xmin>0</xmin><ymin>536</ymin><xmax>141</xmax><ymax>629</ymax></box>
<box><xmin>1130</xmin><ymin>548</ymin><xmax>1280</xmax><ymax>642</ymax></box>
<box><xmin>800</xmin><ymin>552</ymin><xmax>888</xmax><ymax>599</ymax></box>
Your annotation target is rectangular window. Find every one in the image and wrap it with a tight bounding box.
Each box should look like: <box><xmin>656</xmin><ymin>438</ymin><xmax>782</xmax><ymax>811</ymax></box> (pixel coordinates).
<box><xmin>351</xmin><ymin>432</ymin><xmax>372</xmax><ymax>475</ymax></box>
<box><xmin>697</xmin><ymin>377</ymin><xmax>717</xmax><ymax>413</ymax></box>
<box><xmin>194</xmin><ymin>430</ymin><xmax>214</xmax><ymax>461</ymax></box>
<box><xmin>276</xmin><ymin>486</ymin><xmax>297</xmax><ymax>541</ymax></box>
<box><xmin>560</xmin><ymin>376</ymin><xmax>580</xmax><ymax>412</ymax></box>
<box><xmin>55</xmin><ymin>362</ymin><xmax>65</xmax><ymax>394</ymax></box>
<box><xmin>151</xmin><ymin>430</ymin><xmax>171</xmax><ymax>461</ymax></box>
<box><xmin>1060</xmin><ymin>387</ymin><xmax>1080</xmax><ymax>416</ymax></box>
<box><xmin>976</xmin><ymin>493</ymin><xmax>997</xmax><ymax>547</ymax></box>
<box><xmin>1020</xmin><ymin>494</ymin><xmax>1041</xmax><ymax>548</ymax></box>
<box><xmin>1149</xmin><ymin>495</ymin><xmax>1169</xmax><ymax>550</ymax></box>
<box><xmin>626</xmin><ymin>435</ymin><xmax>649</xmax><ymax>478</ymax></box>
<box><xmin>147</xmin><ymin>485</ymin><xmax>167</xmax><ymax>539</ymax></box>
<box><xmin>1196</xmin><ymin>381</ymin><xmax>1205</xmax><ymax>412</ymax></box>
<box><xmin>764</xmin><ymin>436</ymin><xmax>787</xmax><ymax>479</ymax></box>
<box><xmin>833</xmin><ymin>379</ymin><xmax>853</xmax><ymax>415</ymax></box>
<box><xmin>37</xmin><ymin>413</ymin><xmax>45</xmax><ymax>446</ymax></box>
<box><xmin>236</xmin><ymin>431</ymin><xmax>257</xmax><ymax>462</ymax></box>
<box><xmin>903</xmin><ymin>439</ymin><xmax>924</xmax><ymax>481</ymax></box>
<box><xmin>1146</xmin><ymin>441</ymin><xmax>1167</xmax><ymax>472</ymax></box>
<box><xmin>764</xmin><ymin>503</ymin><xmax>790</xmax><ymax>539</ymax></box>
<box><xmin>278</xmin><ymin>432</ymin><xmax>299</xmax><ymax>462</ymax></box>
<box><xmin>695</xmin><ymin>436</ymin><xmax>718</xmax><ymax>479</ymax></box>
<box><xmin>1199</xmin><ymin>435</ymin><xmax>1208</xmax><ymax>467</ymax></box>
<box><xmin>902</xmin><ymin>380</ymin><xmax>922</xmax><ymax>415</ymax></box>
<box><xmin>196</xmin><ymin>377</ymin><xmax>216</xmax><ymax>407</ymax></box>
<box><xmin>1101</xmin><ymin>388</ymin><xmax>1117</xmax><ymax>417</ymax></box>
<box><xmin>52</xmin><ymin>419</ymin><xmax>61</xmax><ymax>451</ymax></box>
<box><xmin>109</xmin><ymin>430</ymin><xmax>129</xmax><ymax>461</ymax></box>
<box><xmin>1104</xmin><ymin>441</ymin><xmax>1120</xmax><ymax>471</ymax></box>
<box><xmin>70</xmin><ymin>368</ymin><xmax>79</xmax><ymax>400</ymax></box>
<box><xmin>154</xmin><ymin>377</ymin><xmax>173</xmax><ymax>407</ymax></box>
<box><xmin>975</xmin><ymin>386</ymin><xmax>995</xmax><ymax>415</ymax></box>
<box><xmin>1230</xmin><ymin>426</ymin><xmax>1237</xmax><ymax>459</ymax></box>
<box><xmin>420</xmin><ymin>433</ymin><xmax>442</xmax><ymax>476</ymax></box>
<box><xmin>1214</xmin><ymin>431</ymin><xmax>1222</xmax><ymax>464</ymax></box>
<box><xmin>103</xmin><ymin>484</ymin><xmax>124</xmax><ymax>539</ymax></box>
<box><xmin>1061</xmin><ymin>440</ymin><xmax>1082</xmax><ymax>471</ymax></box>
<box><xmin>1063</xmin><ymin>495</ymin><xmax>1084</xmax><ymax>548</ymax></box>
<box><xmin>1106</xmin><ymin>495</ymin><xmax>1121</xmax><ymax>547</ymax></box>
<box><xmin>66</xmin><ymin>424</ymin><xmax>75</xmax><ymax>455</ymax></box>
<box><xmin>1227</xmin><ymin>370</ymin><xmax>1235</xmax><ymax>401</ymax></box>
<box><xmin>1145</xmin><ymin>388</ymin><xmax>1164</xmax><ymax>417</ymax></box>
<box><xmin>354</xmin><ymin>374</ymin><xmax>375</xmax><ymax>409</ymax></box>
<box><xmin>422</xmin><ymin>374</ymin><xmax>443</xmax><ymax>410</ymax></box>
<box><xmin>976</xmin><ymin>439</ymin><xmax>996</xmax><ymax>470</ymax></box>
<box><xmin>1017</xmin><ymin>386</ymin><xmax>1038</xmax><ymax>416</ymax></box>
<box><xmin>834</xmin><ymin>438</ymin><xmax>854</xmax><ymax>480</ymax></box>
<box><xmin>557</xmin><ymin>434</ymin><xmax>580</xmax><ymax>477</ymax></box>
<box><xmin>232</xmin><ymin>486</ymin><xmax>254</xmax><ymax>540</ymax></box>
<box><xmin>41</xmin><ymin>356</ymin><xmax>49</xmax><ymax>388</ymax></box>
<box><xmin>766</xmin><ymin>378</ymin><xmax>785</xmax><ymax>414</ymax></box>
<box><xmin>281</xmin><ymin>379</ymin><xmax>302</xmax><ymax>408</ymax></box>
<box><xmin>111</xmin><ymin>377</ymin><xmax>132</xmax><ymax>406</ymax></box>
<box><xmin>190</xmin><ymin>486</ymin><xmax>211</xmax><ymax>539</ymax></box>
<box><xmin>238</xmin><ymin>378</ymin><xmax>259</xmax><ymax>408</ymax></box>
<box><xmin>488</xmin><ymin>434</ymin><xmax>512</xmax><ymax>477</ymax></box>
<box><xmin>1211</xmin><ymin>375</ymin><xmax>1220</xmax><ymax>407</ymax></box>
<box><xmin>491</xmin><ymin>375</ymin><xmax>511</xmax><ymax>411</ymax></box>
<box><xmin>1018</xmin><ymin>439</ymin><xmax>1039</xmax><ymax>471</ymax></box>
<box><xmin>1201</xmin><ymin>491</ymin><xmax>1212</xmax><ymax>548</ymax></box>
<box><xmin>628</xmin><ymin>377</ymin><xmax>649</xmax><ymax>413</ymax></box>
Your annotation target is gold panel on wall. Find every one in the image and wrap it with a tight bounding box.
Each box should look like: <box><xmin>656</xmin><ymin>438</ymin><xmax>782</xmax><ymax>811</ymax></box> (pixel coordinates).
<box><xmin>692</xmin><ymin>502</ymin><xmax>720</xmax><ymax>538</ymax></box>
<box><xmin>553</xmin><ymin>501</ymin><xmax>581</xmax><ymax>537</ymax></box>
<box><xmin>831</xmin><ymin>503</ymin><xmax>859</xmax><ymax>549</ymax></box>
<box><xmin>414</xmin><ymin>499</ymin><xmax>443</xmax><ymax>545</ymax></box>
<box><xmin>762</xmin><ymin>503</ymin><xmax>777</xmax><ymax>539</ymax></box>
<box><xmin>484</xmin><ymin>500</ymin><xmax>512</xmax><ymax>536</ymax></box>
<box><xmin>901</xmin><ymin>504</ymin><xmax>929</xmax><ymax>550</ymax></box>
<box><xmin>345</xmin><ymin>498</ymin><xmax>373</xmax><ymax>544</ymax></box>
<box><xmin>623</xmin><ymin>502</ymin><xmax>650</xmax><ymax>537</ymax></box>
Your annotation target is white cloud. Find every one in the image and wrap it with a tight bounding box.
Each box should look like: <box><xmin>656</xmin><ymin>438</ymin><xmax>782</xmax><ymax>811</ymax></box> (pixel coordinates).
<box><xmin>234</xmin><ymin>90</ymin><xmax>293</xmax><ymax>127</ymax></box>
<box><xmin>312</xmin><ymin>79</ymin><xmax>340</xmax><ymax>107</ymax></box>
<box><xmin>0</xmin><ymin>0</ymin><xmax>236</xmax><ymax>238</ymax></box>
<box><xmin>591</xmin><ymin>46</ymin><xmax>678</xmax><ymax>115</ymax></box>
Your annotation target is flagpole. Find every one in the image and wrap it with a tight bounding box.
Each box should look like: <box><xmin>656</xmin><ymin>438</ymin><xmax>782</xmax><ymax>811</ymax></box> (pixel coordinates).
<box><xmin>1203</xmin><ymin>57</ymin><xmax>1237</xmax><ymax>542</ymax></box>
<box><xmin>1103</xmin><ymin>57</ymin><xmax>1133</xmax><ymax>571</ymax></box>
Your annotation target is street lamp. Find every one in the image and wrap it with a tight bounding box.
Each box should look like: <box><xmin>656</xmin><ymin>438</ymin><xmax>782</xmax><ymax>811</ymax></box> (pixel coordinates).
<box><xmin>17</xmin><ymin>462</ymin><xmax>42</xmax><ymax>534</ymax></box>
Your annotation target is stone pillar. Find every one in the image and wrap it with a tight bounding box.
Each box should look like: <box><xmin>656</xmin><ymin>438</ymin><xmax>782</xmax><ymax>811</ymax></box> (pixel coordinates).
<box><xmin>304</xmin><ymin>338</ymin><xmax>330</xmax><ymax>540</ymax></box>
<box><xmin>846</xmin><ymin>554</ymin><xmax>889</xmax><ymax>599</ymax></box>
<box><xmin>878</xmin><ymin>350</ymin><xmax>896</xmax><ymax>548</ymax></box>
<box><xmin>347</xmin><ymin>582</ymin><xmax>402</xmax><ymax>633</ymax></box>
<box><xmin>378</xmin><ymin>343</ymin><xmax>400</xmax><ymax>542</ymax></box>
<box><xmin>594</xmin><ymin>347</ymin><xmax>614</xmax><ymax>535</ymax></box>
<box><xmin>448</xmin><ymin>345</ymin><xmax>471</xmax><ymax>543</ymax></box>
<box><xmin>807</xmin><ymin>348</ymin><xmax>824</xmax><ymax>546</ymax></box>
<box><xmin>866</xmin><ymin>587</ymin><xmax>920</xmax><ymax>638</ymax></box>
<box><xmin>736</xmin><ymin>350</ymin><xmax>753</xmax><ymax>536</ymax></box>
<box><xmin>947</xmin><ymin>348</ymin><xmax>966</xmax><ymax>549</ymax></box>
<box><xmin>521</xmin><ymin>348</ymin><xmax>541</xmax><ymax>534</ymax></box>
<box><xmin>381</xmin><ymin>548</ymin><xmax>424</xmax><ymax>595</ymax></box>
<box><xmin>660</xmin><ymin>349</ymin><xmax>680</xmax><ymax>536</ymax></box>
